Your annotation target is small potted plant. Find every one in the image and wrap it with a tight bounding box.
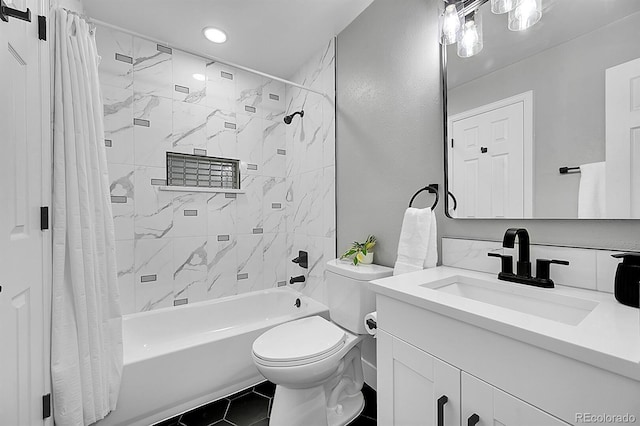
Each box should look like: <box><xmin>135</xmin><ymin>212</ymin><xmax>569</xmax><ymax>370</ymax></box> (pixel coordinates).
<box><xmin>340</xmin><ymin>235</ymin><xmax>376</xmax><ymax>265</ymax></box>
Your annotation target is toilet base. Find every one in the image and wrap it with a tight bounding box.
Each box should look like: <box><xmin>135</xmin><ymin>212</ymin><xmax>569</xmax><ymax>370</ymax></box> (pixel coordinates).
<box><xmin>269</xmin><ymin>385</ymin><xmax>364</xmax><ymax>426</ymax></box>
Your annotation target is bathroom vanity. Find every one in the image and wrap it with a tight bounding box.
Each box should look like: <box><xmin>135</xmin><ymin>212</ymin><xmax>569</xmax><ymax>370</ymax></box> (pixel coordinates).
<box><xmin>370</xmin><ymin>267</ymin><xmax>640</xmax><ymax>426</ymax></box>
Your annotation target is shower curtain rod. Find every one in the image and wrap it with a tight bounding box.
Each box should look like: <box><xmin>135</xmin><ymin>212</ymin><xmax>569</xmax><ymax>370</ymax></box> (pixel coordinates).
<box><xmin>90</xmin><ymin>18</ymin><xmax>329</xmax><ymax>98</ymax></box>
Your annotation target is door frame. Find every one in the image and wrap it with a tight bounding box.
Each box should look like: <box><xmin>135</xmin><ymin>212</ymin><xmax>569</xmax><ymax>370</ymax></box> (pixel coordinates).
<box><xmin>447</xmin><ymin>91</ymin><xmax>534</xmax><ymax>218</ymax></box>
<box><xmin>40</xmin><ymin>0</ymin><xmax>52</xmax><ymax>424</ymax></box>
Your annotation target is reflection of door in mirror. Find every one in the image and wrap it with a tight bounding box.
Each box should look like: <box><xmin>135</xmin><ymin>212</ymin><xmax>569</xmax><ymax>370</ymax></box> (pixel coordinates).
<box><xmin>606</xmin><ymin>57</ymin><xmax>640</xmax><ymax>219</ymax></box>
<box><xmin>448</xmin><ymin>92</ymin><xmax>533</xmax><ymax>218</ymax></box>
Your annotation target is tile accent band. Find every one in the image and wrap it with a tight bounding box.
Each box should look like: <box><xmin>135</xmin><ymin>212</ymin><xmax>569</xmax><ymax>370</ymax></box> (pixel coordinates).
<box><xmin>269</xmin><ymin>93</ymin><xmax>280</xmax><ymax>101</ymax></box>
<box><xmin>252</xmin><ymin>228</ymin><xmax>263</xmax><ymax>234</ymax></box>
<box><xmin>247</xmin><ymin>164</ymin><xmax>258</xmax><ymax>170</ymax></box>
<box><xmin>140</xmin><ymin>274</ymin><xmax>157</xmax><ymax>283</ymax></box>
<box><xmin>271</xmin><ymin>203</ymin><xmax>282</xmax><ymax>209</ymax></box>
<box><xmin>133</xmin><ymin>118</ymin><xmax>150</xmax><ymax>127</ymax></box>
<box><xmin>277</xmin><ymin>281</ymin><xmax>287</xmax><ymax>287</ymax></box>
<box><xmin>150</xmin><ymin>179</ymin><xmax>166</xmax><ymax>186</ymax></box>
<box><xmin>220</xmin><ymin>71</ymin><xmax>233</xmax><ymax>80</ymax></box>
<box><xmin>104</xmin><ymin>139</ymin><xmax>112</xmax><ymax>147</ymax></box>
<box><xmin>157</xmin><ymin>44</ymin><xmax>172</xmax><ymax>54</ymax></box>
<box><xmin>224</xmin><ymin>122</ymin><xmax>236</xmax><ymax>129</ymax></box>
<box><xmin>225</xmin><ymin>193</ymin><xmax>237</xmax><ymax>199</ymax></box>
<box><xmin>174</xmin><ymin>298</ymin><xmax>188</xmax><ymax>306</ymax></box>
<box><xmin>183</xmin><ymin>210</ymin><xmax>198</xmax><ymax>217</ymax></box>
<box><xmin>114</xmin><ymin>53</ymin><xmax>133</xmax><ymax>64</ymax></box>
<box><xmin>110</xmin><ymin>196</ymin><xmax>127</xmax><ymax>204</ymax></box>
<box><xmin>217</xmin><ymin>235</ymin><xmax>230</xmax><ymax>242</ymax></box>
<box><xmin>237</xmin><ymin>273</ymin><xmax>249</xmax><ymax>280</ymax></box>
<box><xmin>244</xmin><ymin>105</ymin><xmax>256</xmax><ymax>113</ymax></box>
<box><xmin>175</xmin><ymin>85</ymin><xmax>189</xmax><ymax>94</ymax></box>
<box><xmin>276</xmin><ymin>149</ymin><xmax>286</xmax><ymax>155</ymax></box>
<box><xmin>193</xmin><ymin>148</ymin><xmax>207</xmax><ymax>156</ymax></box>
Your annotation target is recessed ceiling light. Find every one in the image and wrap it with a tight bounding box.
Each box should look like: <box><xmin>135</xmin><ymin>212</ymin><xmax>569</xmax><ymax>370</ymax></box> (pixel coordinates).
<box><xmin>203</xmin><ymin>27</ymin><xmax>227</xmax><ymax>44</ymax></box>
<box><xmin>192</xmin><ymin>73</ymin><xmax>206</xmax><ymax>82</ymax></box>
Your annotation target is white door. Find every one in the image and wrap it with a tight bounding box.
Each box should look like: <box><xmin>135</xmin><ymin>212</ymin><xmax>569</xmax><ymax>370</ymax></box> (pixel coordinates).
<box><xmin>606</xmin><ymin>57</ymin><xmax>640</xmax><ymax>219</ymax></box>
<box><xmin>0</xmin><ymin>0</ymin><xmax>49</xmax><ymax>424</ymax></box>
<box><xmin>449</xmin><ymin>92</ymin><xmax>532</xmax><ymax>218</ymax></box>
<box><xmin>377</xmin><ymin>331</ymin><xmax>460</xmax><ymax>426</ymax></box>
<box><xmin>462</xmin><ymin>373</ymin><xmax>570</xmax><ymax>426</ymax></box>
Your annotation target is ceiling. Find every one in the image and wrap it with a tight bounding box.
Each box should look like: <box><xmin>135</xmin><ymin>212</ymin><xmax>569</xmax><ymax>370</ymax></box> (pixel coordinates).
<box><xmin>83</xmin><ymin>0</ymin><xmax>374</xmax><ymax>79</ymax></box>
<box><xmin>447</xmin><ymin>0</ymin><xmax>640</xmax><ymax>87</ymax></box>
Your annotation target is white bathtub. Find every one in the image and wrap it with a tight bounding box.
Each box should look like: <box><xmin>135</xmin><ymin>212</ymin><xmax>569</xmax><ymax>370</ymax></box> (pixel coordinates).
<box><xmin>98</xmin><ymin>287</ymin><xmax>329</xmax><ymax>426</ymax></box>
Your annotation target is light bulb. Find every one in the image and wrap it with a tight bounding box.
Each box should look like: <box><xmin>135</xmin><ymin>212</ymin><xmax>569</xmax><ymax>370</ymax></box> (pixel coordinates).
<box><xmin>457</xmin><ymin>12</ymin><xmax>483</xmax><ymax>58</ymax></box>
<box><xmin>508</xmin><ymin>0</ymin><xmax>542</xmax><ymax>31</ymax></box>
<box><xmin>203</xmin><ymin>27</ymin><xmax>227</xmax><ymax>44</ymax></box>
<box><xmin>491</xmin><ymin>0</ymin><xmax>522</xmax><ymax>14</ymax></box>
<box><xmin>441</xmin><ymin>3</ymin><xmax>462</xmax><ymax>45</ymax></box>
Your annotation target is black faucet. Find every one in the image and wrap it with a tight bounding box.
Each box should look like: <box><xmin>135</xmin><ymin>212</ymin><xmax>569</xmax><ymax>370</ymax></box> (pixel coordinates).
<box><xmin>503</xmin><ymin>228</ymin><xmax>531</xmax><ymax>277</ymax></box>
<box><xmin>488</xmin><ymin>228</ymin><xmax>569</xmax><ymax>288</ymax></box>
<box><xmin>289</xmin><ymin>275</ymin><xmax>306</xmax><ymax>284</ymax></box>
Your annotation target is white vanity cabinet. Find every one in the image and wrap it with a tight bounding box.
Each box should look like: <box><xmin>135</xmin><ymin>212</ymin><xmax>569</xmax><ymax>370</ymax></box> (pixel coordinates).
<box><xmin>375</xmin><ymin>293</ymin><xmax>640</xmax><ymax>425</ymax></box>
<box><xmin>378</xmin><ymin>330</ymin><xmax>569</xmax><ymax>426</ymax></box>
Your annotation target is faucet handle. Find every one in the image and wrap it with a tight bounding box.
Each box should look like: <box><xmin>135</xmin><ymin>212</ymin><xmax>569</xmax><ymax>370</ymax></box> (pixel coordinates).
<box><xmin>488</xmin><ymin>252</ymin><xmax>513</xmax><ymax>275</ymax></box>
<box><xmin>536</xmin><ymin>259</ymin><xmax>569</xmax><ymax>281</ymax></box>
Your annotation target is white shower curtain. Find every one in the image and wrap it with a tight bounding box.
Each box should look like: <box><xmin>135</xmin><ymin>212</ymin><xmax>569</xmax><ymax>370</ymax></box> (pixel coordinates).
<box><xmin>51</xmin><ymin>8</ymin><xmax>123</xmax><ymax>425</ymax></box>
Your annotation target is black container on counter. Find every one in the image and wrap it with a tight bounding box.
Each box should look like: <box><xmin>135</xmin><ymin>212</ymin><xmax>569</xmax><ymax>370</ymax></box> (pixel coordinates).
<box><xmin>612</xmin><ymin>253</ymin><xmax>640</xmax><ymax>308</ymax></box>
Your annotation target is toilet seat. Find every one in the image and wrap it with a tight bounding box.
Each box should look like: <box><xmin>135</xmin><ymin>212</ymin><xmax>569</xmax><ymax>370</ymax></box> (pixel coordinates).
<box><xmin>253</xmin><ymin>316</ymin><xmax>347</xmax><ymax>367</ymax></box>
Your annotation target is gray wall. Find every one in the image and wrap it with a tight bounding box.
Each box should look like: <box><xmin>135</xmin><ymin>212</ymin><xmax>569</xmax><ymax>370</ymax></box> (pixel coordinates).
<box><xmin>336</xmin><ymin>0</ymin><xmax>444</xmax><ymax>267</ymax></box>
<box><xmin>448</xmin><ymin>11</ymin><xmax>640</xmax><ymax>218</ymax></box>
<box><xmin>336</xmin><ymin>0</ymin><xmax>640</xmax><ymax>266</ymax></box>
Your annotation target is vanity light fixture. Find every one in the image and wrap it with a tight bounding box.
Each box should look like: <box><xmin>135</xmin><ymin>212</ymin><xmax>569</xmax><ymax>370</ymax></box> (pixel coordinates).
<box><xmin>441</xmin><ymin>0</ymin><xmax>542</xmax><ymax>58</ymax></box>
<box><xmin>508</xmin><ymin>0</ymin><xmax>542</xmax><ymax>31</ymax></box>
<box><xmin>441</xmin><ymin>1</ymin><xmax>463</xmax><ymax>45</ymax></box>
<box><xmin>491</xmin><ymin>0</ymin><xmax>521</xmax><ymax>15</ymax></box>
<box><xmin>457</xmin><ymin>11</ymin><xmax>483</xmax><ymax>58</ymax></box>
<box><xmin>203</xmin><ymin>27</ymin><xmax>227</xmax><ymax>44</ymax></box>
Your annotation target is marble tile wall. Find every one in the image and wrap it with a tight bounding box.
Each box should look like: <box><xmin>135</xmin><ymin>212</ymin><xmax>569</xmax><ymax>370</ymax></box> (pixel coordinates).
<box><xmin>96</xmin><ymin>25</ymin><xmax>335</xmax><ymax>313</ymax></box>
<box><xmin>284</xmin><ymin>40</ymin><xmax>337</xmax><ymax>304</ymax></box>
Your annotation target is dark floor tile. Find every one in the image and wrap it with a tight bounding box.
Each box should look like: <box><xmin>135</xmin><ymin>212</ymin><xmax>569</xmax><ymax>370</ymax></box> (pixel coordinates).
<box><xmin>211</xmin><ymin>421</ymin><xmax>234</xmax><ymax>426</ymax></box>
<box><xmin>227</xmin><ymin>386</ymin><xmax>255</xmax><ymax>400</ymax></box>
<box><xmin>153</xmin><ymin>415</ymin><xmax>183</xmax><ymax>426</ymax></box>
<box><xmin>361</xmin><ymin>383</ymin><xmax>377</xmax><ymax>419</ymax></box>
<box><xmin>350</xmin><ymin>414</ymin><xmax>377</xmax><ymax>426</ymax></box>
<box><xmin>180</xmin><ymin>399</ymin><xmax>229</xmax><ymax>426</ymax></box>
<box><xmin>253</xmin><ymin>381</ymin><xmax>276</xmax><ymax>398</ymax></box>
<box><xmin>249</xmin><ymin>419</ymin><xmax>270</xmax><ymax>426</ymax></box>
<box><xmin>225</xmin><ymin>392</ymin><xmax>270</xmax><ymax>425</ymax></box>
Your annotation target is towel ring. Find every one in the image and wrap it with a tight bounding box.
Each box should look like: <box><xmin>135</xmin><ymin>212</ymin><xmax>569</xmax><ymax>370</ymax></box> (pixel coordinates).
<box><xmin>409</xmin><ymin>184</ymin><xmax>439</xmax><ymax>210</ymax></box>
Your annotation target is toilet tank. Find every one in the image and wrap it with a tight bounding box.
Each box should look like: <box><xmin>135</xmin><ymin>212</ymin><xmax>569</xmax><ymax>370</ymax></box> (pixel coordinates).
<box><xmin>325</xmin><ymin>259</ymin><xmax>393</xmax><ymax>334</ymax></box>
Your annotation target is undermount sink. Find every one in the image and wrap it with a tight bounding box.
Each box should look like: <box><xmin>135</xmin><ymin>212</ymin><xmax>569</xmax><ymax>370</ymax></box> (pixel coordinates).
<box><xmin>421</xmin><ymin>275</ymin><xmax>599</xmax><ymax>326</ymax></box>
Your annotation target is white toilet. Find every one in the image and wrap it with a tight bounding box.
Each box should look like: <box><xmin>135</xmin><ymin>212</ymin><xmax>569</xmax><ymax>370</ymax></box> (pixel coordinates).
<box><xmin>252</xmin><ymin>259</ymin><xmax>393</xmax><ymax>426</ymax></box>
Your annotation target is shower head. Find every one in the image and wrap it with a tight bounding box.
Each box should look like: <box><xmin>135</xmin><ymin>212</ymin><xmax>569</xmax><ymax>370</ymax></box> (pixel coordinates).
<box><xmin>283</xmin><ymin>110</ymin><xmax>304</xmax><ymax>125</ymax></box>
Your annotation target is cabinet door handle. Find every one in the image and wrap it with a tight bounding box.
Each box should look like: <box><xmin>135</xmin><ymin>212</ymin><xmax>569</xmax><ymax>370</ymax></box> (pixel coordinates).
<box><xmin>468</xmin><ymin>413</ymin><xmax>480</xmax><ymax>426</ymax></box>
<box><xmin>437</xmin><ymin>395</ymin><xmax>448</xmax><ymax>426</ymax></box>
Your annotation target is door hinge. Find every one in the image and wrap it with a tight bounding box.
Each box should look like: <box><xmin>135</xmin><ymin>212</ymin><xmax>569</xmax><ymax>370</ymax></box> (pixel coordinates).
<box><xmin>38</xmin><ymin>15</ymin><xmax>46</xmax><ymax>41</ymax></box>
<box><xmin>40</xmin><ymin>206</ymin><xmax>49</xmax><ymax>230</ymax></box>
<box><xmin>451</xmin><ymin>138</ymin><xmax>454</xmax><ymax>148</ymax></box>
<box><xmin>0</xmin><ymin>0</ymin><xmax>31</xmax><ymax>23</ymax></box>
<box><xmin>42</xmin><ymin>393</ymin><xmax>51</xmax><ymax>419</ymax></box>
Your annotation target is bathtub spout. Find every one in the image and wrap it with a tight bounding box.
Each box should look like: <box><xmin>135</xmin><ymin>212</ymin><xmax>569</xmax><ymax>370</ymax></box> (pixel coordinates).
<box><xmin>289</xmin><ymin>275</ymin><xmax>306</xmax><ymax>284</ymax></box>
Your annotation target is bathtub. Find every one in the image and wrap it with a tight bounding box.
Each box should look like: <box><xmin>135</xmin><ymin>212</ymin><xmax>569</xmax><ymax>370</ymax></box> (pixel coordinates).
<box><xmin>98</xmin><ymin>287</ymin><xmax>329</xmax><ymax>426</ymax></box>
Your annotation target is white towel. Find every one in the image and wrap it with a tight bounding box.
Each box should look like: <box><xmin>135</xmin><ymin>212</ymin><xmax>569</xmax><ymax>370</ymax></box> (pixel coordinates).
<box><xmin>393</xmin><ymin>208</ymin><xmax>438</xmax><ymax>276</ymax></box>
<box><xmin>578</xmin><ymin>162</ymin><xmax>606</xmax><ymax>219</ymax></box>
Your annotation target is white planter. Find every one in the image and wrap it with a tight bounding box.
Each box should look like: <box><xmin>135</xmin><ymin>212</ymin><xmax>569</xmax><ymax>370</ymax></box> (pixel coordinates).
<box><xmin>360</xmin><ymin>252</ymin><xmax>374</xmax><ymax>264</ymax></box>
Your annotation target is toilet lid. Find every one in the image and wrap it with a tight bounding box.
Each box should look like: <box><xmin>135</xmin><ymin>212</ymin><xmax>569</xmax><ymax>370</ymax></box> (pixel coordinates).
<box><xmin>252</xmin><ymin>316</ymin><xmax>346</xmax><ymax>364</ymax></box>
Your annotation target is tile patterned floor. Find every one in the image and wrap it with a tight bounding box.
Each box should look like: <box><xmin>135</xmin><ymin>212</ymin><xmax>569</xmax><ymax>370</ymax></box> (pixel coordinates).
<box><xmin>154</xmin><ymin>381</ymin><xmax>377</xmax><ymax>426</ymax></box>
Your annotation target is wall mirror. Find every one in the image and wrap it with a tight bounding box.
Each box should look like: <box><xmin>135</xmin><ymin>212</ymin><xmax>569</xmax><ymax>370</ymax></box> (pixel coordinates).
<box><xmin>442</xmin><ymin>0</ymin><xmax>640</xmax><ymax>219</ymax></box>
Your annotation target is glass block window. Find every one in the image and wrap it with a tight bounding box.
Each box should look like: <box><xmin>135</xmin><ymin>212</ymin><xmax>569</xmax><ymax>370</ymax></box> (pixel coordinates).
<box><xmin>166</xmin><ymin>152</ymin><xmax>240</xmax><ymax>189</ymax></box>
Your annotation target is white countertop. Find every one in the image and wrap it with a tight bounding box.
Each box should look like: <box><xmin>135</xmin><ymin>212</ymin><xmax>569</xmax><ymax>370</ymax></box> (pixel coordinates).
<box><xmin>369</xmin><ymin>266</ymin><xmax>640</xmax><ymax>381</ymax></box>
